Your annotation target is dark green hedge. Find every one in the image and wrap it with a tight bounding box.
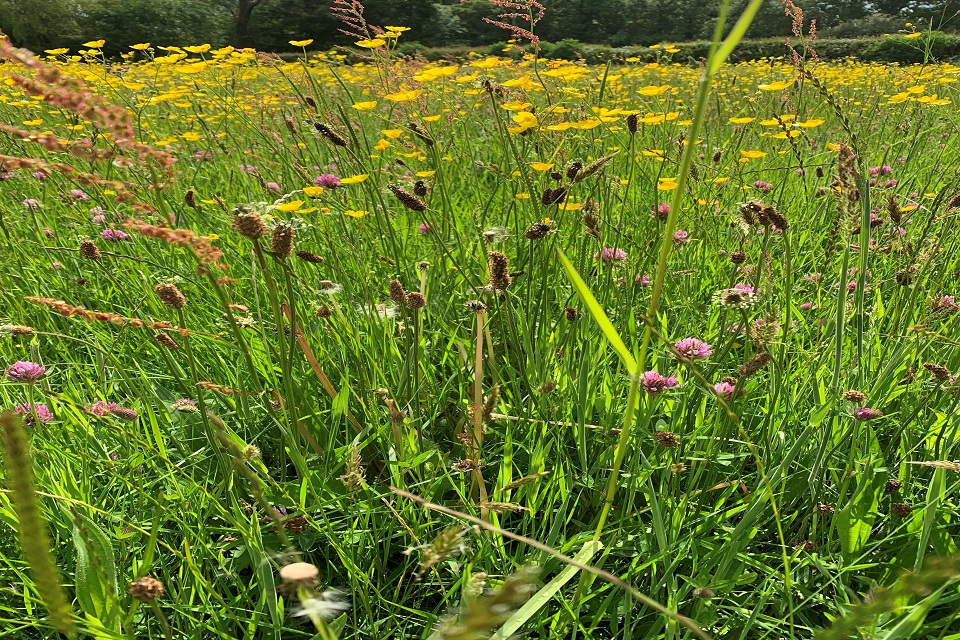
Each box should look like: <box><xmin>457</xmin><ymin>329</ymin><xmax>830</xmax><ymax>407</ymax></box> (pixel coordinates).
<box><xmin>391</xmin><ymin>32</ymin><xmax>960</xmax><ymax>65</ymax></box>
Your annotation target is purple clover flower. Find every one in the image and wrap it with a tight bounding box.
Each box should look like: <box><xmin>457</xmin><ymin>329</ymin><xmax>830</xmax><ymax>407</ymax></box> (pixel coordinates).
<box><xmin>853</xmin><ymin>407</ymin><xmax>882</xmax><ymax>421</ymax></box>
<box><xmin>673</xmin><ymin>338</ymin><xmax>713</xmax><ymax>360</ymax></box>
<box><xmin>314</xmin><ymin>174</ymin><xmax>341</xmax><ymax>189</ymax></box>
<box><xmin>595</xmin><ymin>247</ymin><xmax>627</xmax><ymax>263</ymax></box>
<box><xmin>641</xmin><ymin>370</ymin><xmax>680</xmax><ymax>394</ymax></box>
<box><xmin>15</xmin><ymin>403</ymin><xmax>53</xmax><ymax>425</ymax></box>
<box><xmin>6</xmin><ymin>361</ymin><xmax>46</xmax><ymax>383</ymax></box>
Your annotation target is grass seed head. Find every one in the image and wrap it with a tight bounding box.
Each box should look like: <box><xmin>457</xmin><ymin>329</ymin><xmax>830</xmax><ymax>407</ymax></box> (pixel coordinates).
<box><xmin>128</xmin><ymin>576</ymin><xmax>165</xmax><ymax>601</ymax></box>
<box><xmin>154</xmin><ymin>283</ymin><xmax>187</xmax><ymax>309</ymax></box>
<box><xmin>270</xmin><ymin>222</ymin><xmax>294</xmax><ymax>259</ymax></box>
<box><xmin>79</xmin><ymin>239</ymin><xmax>101</xmax><ymax>260</ymax></box>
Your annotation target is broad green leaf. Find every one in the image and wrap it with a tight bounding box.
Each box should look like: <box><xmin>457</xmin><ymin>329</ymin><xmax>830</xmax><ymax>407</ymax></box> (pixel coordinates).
<box><xmin>72</xmin><ymin>515</ymin><xmax>120</xmax><ymax>632</ymax></box>
<box><xmin>556</xmin><ymin>248</ymin><xmax>637</xmax><ymax>375</ymax></box>
<box><xmin>490</xmin><ymin>541</ymin><xmax>602</xmax><ymax>640</ymax></box>
<box><xmin>836</xmin><ymin>461</ymin><xmax>886</xmax><ymax>560</ymax></box>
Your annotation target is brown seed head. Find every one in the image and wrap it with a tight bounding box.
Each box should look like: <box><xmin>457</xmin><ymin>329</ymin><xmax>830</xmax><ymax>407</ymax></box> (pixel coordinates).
<box><xmin>737</xmin><ymin>351</ymin><xmax>772</xmax><ymax>376</ymax></box>
<box><xmin>466</xmin><ymin>300</ymin><xmax>487</xmax><ymax>313</ymax></box>
<box><xmin>653</xmin><ymin>430</ymin><xmax>680</xmax><ymax>448</ymax></box>
<box><xmin>314</xmin><ymin>305</ymin><xmax>332</xmax><ymax>319</ymax></box>
<box><xmin>891</xmin><ymin>502</ymin><xmax>912</xmax><ymax>518</ymax></box>
<box><xmin>817</xmin><ymin>502</ymin><xmax>835</xmax><ymax>513</ymax></box>
<box><xmin>842</xmin><ymin>389</ymin><xmax>867</xmax><ymax>404</ymax></box>
<box><xmin>0</xmin><ymin>324</ymin><xmax>34</xmax><ymax>336</ymax></box>
<box><xmin>153</xmin><ymin>283</ymin><xmax>187</xmax><ymax>309</ymax></box>
<box><xmin>128</xmin><ymin>576</ymin><xmax>165</xmax><ymax>601</ymax></box>
<box><xmin>693</xmin><ymin>587</ymin><xmax>714</xmax><ymax>599</ymax></box>
<box><xmin>79</xmin><ymin>240</ymin><xmax>101</xmax><ymax>260</ymax></box>
<box><xmin>313</xmin><ymin>122</ymin><xmax>348</xmax><ymax>146</ymax></box>
<box><xmin>232</xmin><ymin>206</ymin><xmax>268</xmax><ymax>239</ymax></box>
<box><xmin>406</xmin><ymin>292</ymin><xmax>426</xmax><ymax>309</ymax></box>
<box><xmin>417</xmin><ymin>260</ymin><xmax>430</xmax><ymax>272</ymax></box>
<box><xmin>295</xmin><ymin>250</ymin><xmax>324</xmax><ymax>264</ymax></box>
<box><xmin>729</xmin><ymin>251</ymin><xmax>746</xmax><ymax>264</ymax></box>
<box><xmin>712</xmin><ymin>150</ymin><xmax>722</xmax><ymax>163</ymax></box>
<box><xmin>488</xmin><ymin>251</ymin><xmax>511</xmax><ymax>291</ymax></box>
<box><xmin>270</xmin><ymin>222</ymin><xmax>294</xmax><ymax>259</ymax></box>
<box><xmin>884</xmin><ymin>479</ymin><xmax>902</xmax><ymax>494</ymax></box>
<box><xmin>388</xmin><ymin>185</ymin><xmax>427</xmax><ymax>212</ymax></box>
<box><xmin>413</xmin><ymin>180</ymin><xmax>428</xmax><ymax>197</ymax></box>
<box><xmin>564</xmin><ymin>306</ymin><xmax>580</xmax><ymax>321</ymax></box>
<box><xmin>184</xmin><ymin>189</ymin><xmax>197</xmax><ymax>209</ymax></box>
<box><xmin>524</xmin><ymin>222</ymin><xmax>551</xmax><ymax>240</ymax></box>
<box><xmin>923</xmin><ymin>362</ymin><xmax>951</xmax><ymax>382</ymax></box>
<box><xmin>549</xmin><ymin>170</ymin><xmax>562</xmax><ymax>181</ymax></box>
<box><xmin>626</xmin><ymin>113</ymin><xmax>638</xmax><ymax>133</ymax></box>
<box><xmin>153</xmin><ymin>333</ymin><xmax>179</xmax><ymax>350</ymax></box>
<box><xmin>566</xmin><ymin>160</ymin><xmax>583</xmax><ymax>180</ymax></box>
<box><xmin>388</xmin><ymin>279</ymin><xmax>408</xmax><ymax>305</ymax></box>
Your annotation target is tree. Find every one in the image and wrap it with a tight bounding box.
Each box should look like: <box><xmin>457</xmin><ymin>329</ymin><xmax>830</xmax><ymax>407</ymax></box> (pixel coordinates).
<box><xmin>233</xmin><ymin>0</ymin><xmax>267</xmax><ymax>47</ymax></box>
<box><xmin>0</xmin><ymin>0</ymin><xmax>86</xmax><ymax>50</ymax></box>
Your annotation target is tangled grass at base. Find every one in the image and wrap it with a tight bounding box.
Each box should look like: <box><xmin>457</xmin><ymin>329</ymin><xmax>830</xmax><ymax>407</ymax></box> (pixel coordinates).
<box><xmin>4</xmin><ymin>30</ymin><xmax>960</xmax><ymax>639</ymax></box>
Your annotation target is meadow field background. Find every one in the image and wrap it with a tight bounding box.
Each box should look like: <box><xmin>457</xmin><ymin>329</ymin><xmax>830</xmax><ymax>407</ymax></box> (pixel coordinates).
<box><xmin>2</xmin><ymin>6</ymin><xmax>960</xmax><ymax>639</ymax></box>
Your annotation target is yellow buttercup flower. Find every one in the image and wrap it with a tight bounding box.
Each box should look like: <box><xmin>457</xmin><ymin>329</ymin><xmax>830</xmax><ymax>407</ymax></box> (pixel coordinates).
<box><xmin>385</xmin><ymin>90</ymin><xmax>422</xmax><ymax>102</ymax></box>
<box><xmin>415</xmin><ymin>171</ymin><xmax>435</xmax><ymax>178</ymax></box>
<box><xmin>356</xmin><ymin>39</ymin><xmax>386</xmax><ymax>49</ymax></box>
<box><xmin>529</xmin><ymin>162</ymin><xmax>554</xmax><ymax>171</ymax></box>
<box><xmin>729</xmin><ymin>117</ymin><xmax>755</xmax><ymax>124</ymax></box>
<box><xmin>386</xmin><ymin>26</ymin><xmax>410</xmax><ymax>31</ymax></box>
<box><xmin>274</xmin><ymin>200</ymin><xmax>304</xmax><ymax>212</ymax></box>
<box><xmin>303</xmin><ymin>187</ymin><xmax>324</xmax><ymax>197</ymax></box>
<box><xmin>352</xmin><ymin>101</ymin><xmax>377</xmax><ymax>110</ymax></box>
<box><xmin>340</xmin><ymin>174</ymin><xmax>369</xmax><ymax>185</ymax></box>
<box><xmin>83</xmin><ymin>40</ymin><xmax>105</xmax><ymax>48</ymax></box>
<box><xmin>758</xmin><ymin>80</ymin><xmax>792</xmax><ymax>91</ymax></box>
<box><xmin>45</xmin><ymin>48</ymin><xmax>69</xmax><ymax>55</ymax></box>
<box><xmin>289</xmin><ymin>39</ymin><xmax>314</xmax><ymax>47</ymax></box>
<box><xmin>184</xmin><ymin>44</ymin><xmax>211</xmax><ymax>53</ymax></box>
<box><xmin>344</xmin><ymin>209</ymin><xmax>369</xmax><ymax>218</ymax></box>
<box><xmin>740</xmin><ymin>150</ymin><xmax>767</xmax><ymax>159</ymax></box>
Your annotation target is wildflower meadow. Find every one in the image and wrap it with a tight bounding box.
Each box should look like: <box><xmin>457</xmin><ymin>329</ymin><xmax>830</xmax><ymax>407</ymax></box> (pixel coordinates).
<box><xmin>3</xmin><ymin>3</ymin><xmax>960</xmax><ymax>639</ymax></box>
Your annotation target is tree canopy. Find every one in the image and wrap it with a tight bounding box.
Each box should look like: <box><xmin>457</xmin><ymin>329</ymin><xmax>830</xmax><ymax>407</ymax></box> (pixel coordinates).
<box><xmin>1</xmin><ymin>0</ymin><xmax>957</xmax><ymax>53</ymax></box>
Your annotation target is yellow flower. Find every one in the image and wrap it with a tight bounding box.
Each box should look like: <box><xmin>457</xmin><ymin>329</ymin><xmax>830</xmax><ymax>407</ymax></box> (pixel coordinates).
<box><xmin>729</xmin><ymin>117</ymin><xmax>755</xmax><ymax>124</ymax></box>
<box><xmin>386</xmin><ymin>26</ymin><xmax>411</xmax><ymax>31</ymax></box>
<box><xmin>826</xmin><ymin>142</ymin><xmax>841</xmax><ymax>151</ymax></box>
<box><xmin>381</xmin><ymin>129</ymin><xmax>403</xmax><ymax>139</ymax></box>
<box><xmin>471</xmin><ymin>57</ymin><xmax>501</xmax><ymax>69</ymax></box>
<box><xmin>22</xmin><ymin>119</ymin><xmax>42</xmax><ymax>127</ymax></box>
<box><xmin>905</xmin><ymin>32</ymin><xmax>923</xmax><ymax>39</ymax></box>
<box><xmin>758</xmin><ymin>80</ymin><xmax>792</xmax><ymax>91</ymax></box>
<box><xmin>515</xmin><ymin>193</ymin><xmax>531</xmax><ymax>199</ymax></box>
<box><xmin>501</xmin><ymin>101</ymin><xmax>532</xmax><ymax>111</ymax></box>
<box><xmin>340</xmin><ymin>174</ymin><xmax>369</xmax><ymax>185</ymax></box>
<box><xmin>529</xmin><ymin>162</ymin><xmax>554</xmax><ymax>171</ymax></box>
<box><xmin>299</xmin><ymin>207</ymin><xmax>318</xmax><ymax>214</ymax></box>
<box><xmin>657</xmin><ymin>179</ymin><xmax>678</xmax><ymax>191</ymax></box>
<box><xmin>180</xmin><ymin>62</ymin><xmax>207</xmax><ymax>74</ymax></box>
<box><xmin>795</xmin><ymin>119</ymin><xmax>824</xmax><ymax>128</ymax></box>
<box><xmin>274</xmin><ymin>200</ymin><xmax>304</xmax><ymax>212</ymax></box>
<box><xmin>374</xmin><ymin>139</ymin><xmax>391</xmax><ymax>152</ymax></box>
<box><xmin>289</xmin><ymin>39</ymin><xmax>314</xmax><ymax>47</ymax></box>
<box><xmin>415</xmin><ymin>170</ymin><xmax>436</xmax><ymax>177</ymax></box>
<box><xmin>181</xmin><ymin>132</ymin><xmax>202</xmax><ymax>141</ymax></box>
<box><xmin>385</xmin><ymin>90</ymin><xmax>422</xmax><ymax>102</ymax></box>
<box><xmin>559</xmin><ymin>202</ymin><xmax>582</xmax><ymax>210</ymax></box>
<box><xmin>422</xmin><ymin>115</ymin><xmax>442</xmax><ymax>122</ymax></box>
<box><xmin>184</xmin><ymin>44</ymin><xmax>211</xmax><ymax>53</ymax></box>
<box><xmin>740</xmin><ymin>150</ymin><xmax>767</xmax><ymax>159</ymax></box>
<box><xmin>508</xmin><ymin>111</ymin><xmax>538</xmax><ymax>134</ymax></box>
<box><xmin>83</xmin><ymin>40</ymin><xmax>105</xmax><ymax>48</ymax></box>
<box><xmin>637</xmin><ymin>85</ymin><xmax>670</xmax><ymax>96</ymax></box>
<box><xmin>344</xmin><ymin>209</ymin><xmax>369</xmax><ymax>218</ymax></box>
<box><xmin>352</xmin><ymin>101</ymin><xmax>377</xmax><ymax>110</ymax></box>
<box><xmin>45</xmin><ymin>48</ymin><xmax>69</xmax><ymax>55</ymax></box>
<box><xmin>303</xmin><ymin>187</ymin><xmax>324</xmax><ymax>197</ymax></box>
<box><xmin>356</xmin><ymin>39</ymin><xmax>386</xmax><ymax>49</ymax></box>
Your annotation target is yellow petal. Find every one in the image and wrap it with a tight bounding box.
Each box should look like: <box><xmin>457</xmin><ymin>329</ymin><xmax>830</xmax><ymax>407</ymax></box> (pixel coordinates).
<box><xmin>340</xmin><ymin>174</ymin><xmax>369</xmax><ymax>185</ymax></box>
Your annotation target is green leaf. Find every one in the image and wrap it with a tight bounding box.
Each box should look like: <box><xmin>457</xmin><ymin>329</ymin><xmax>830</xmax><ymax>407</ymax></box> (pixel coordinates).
<box><xmin>489</xmin><ymin>541</ymin><xmax>602</xmax><ymax>639</ymax></box>
<box><xmin>72</xmin><ymin>515</ymin><xmax>120</xmax><ymax>632</ymax></box>
<box><xmin>836</xmin><ymin>461</ymin><xmax>886</xmax><ymax>560</ymax></box>
<box><xmin>556</xmin><ymin>248</ymin><xmax>637</xmax><ymax>375</ymax></box>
